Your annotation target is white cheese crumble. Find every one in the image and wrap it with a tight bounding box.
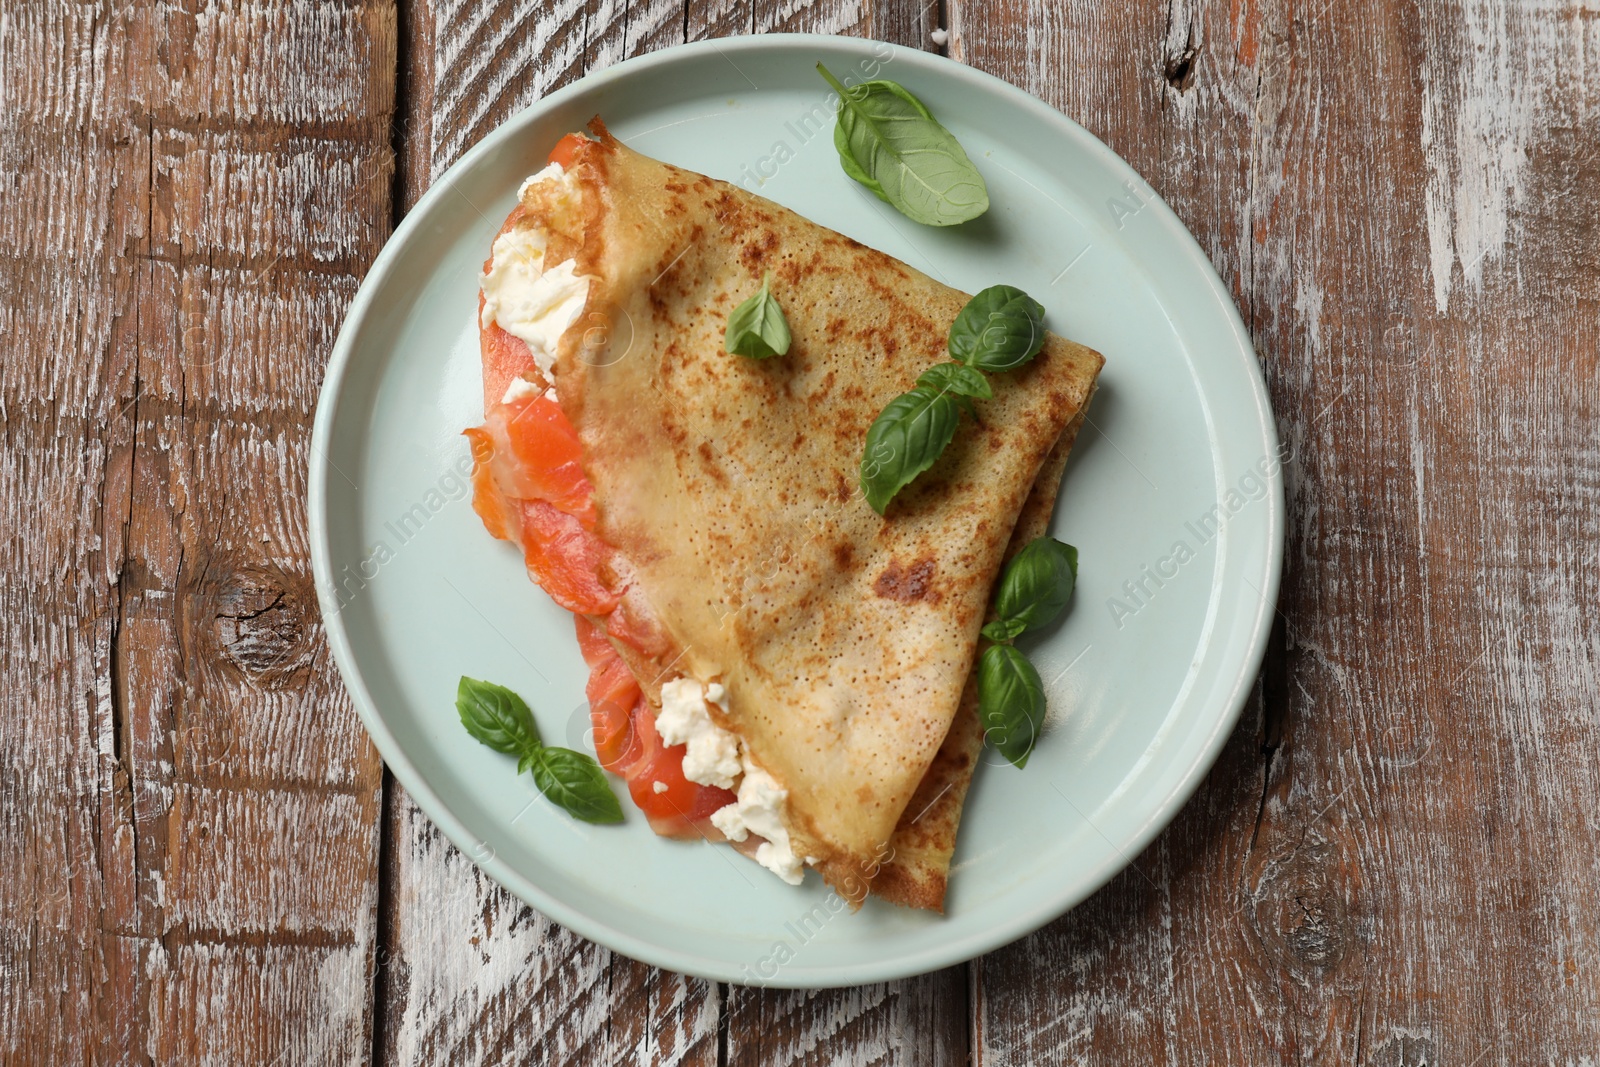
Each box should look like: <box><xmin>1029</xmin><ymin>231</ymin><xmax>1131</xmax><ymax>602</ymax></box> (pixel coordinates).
<box><xmin>710</xmin><ymin>757</ymin><xmax>806</xmax><ymax>885</ymax></box>
<box><xmin>656</xmin><ymin>675</ymin><xmax>807</xmax><ymax>886</ymax></box>
<box><xmin>657</xmin><ymin>678</ymin><xmax>742</xmax><ymax>790</ymax></box>
<box><xmin>652</xmin><ymin>681</ymin><xmax>806</xmax><ymax>889</ymax></box>
<box><xmin>500</xmin><ymin>377</ymin><xmax>541</xmax><ymax>404</ymax></box>
<box><xmin>517</xmin><ymin>160</ymin><xmax>566</xmax><ymax>200</ymax></box>
<box><xmin>652</xmin><ymin>781</ymin><xmax>668</xmax><ymax>795</ymax></box>
<box><xmin>479</xmin><ymin>163</ymin><xmax>588</xmax><ymax>380</ymax></box>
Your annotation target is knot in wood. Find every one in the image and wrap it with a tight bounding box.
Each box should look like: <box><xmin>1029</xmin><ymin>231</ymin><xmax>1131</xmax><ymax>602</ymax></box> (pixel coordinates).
<box><xmin>204</xmin><ymin>564</ymin><xmax>314</xmax><ymax>687</ymax></box>
<box><xmin>1282</xmin><ymin>890</ymin><xmax>1345</xmax><ymax>968</ymax></box>
<box><xmin>1164</xmin><ymin>43</ymin><xmax>1199</xmax><ymax>92</ymax></box>
<box><xmin>1247</xmin><ymin>835</ymin><xmax>1352</xmax><ymax>975</ymax></box>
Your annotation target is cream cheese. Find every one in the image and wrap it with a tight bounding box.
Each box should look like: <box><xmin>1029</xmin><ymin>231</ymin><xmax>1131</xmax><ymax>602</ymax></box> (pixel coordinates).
<box><xmin>710</xmin><ymin>757</ymin><xmax>806</xmax><ymax>885</ymax></box>
<box><xmin>500</xmin><ymin>377</ymin><xmax>541</xmax><ymax>404</ymax></box>
<box><xmin>517</xmin><ymin>161</ymin><xmax>567</xmax><ymax>199</ymax></box>
<box><xmin>479</xmin><ymin>163</ymin><xmax>588</xmax><ymax>380</ymax></box>
<box><xmin>657</xmin><ymin>676</ymin><xmax>806</xmax><ymax>885</ymax></box>
<box><xmin>657</xmin><ymin>677</ymin><xmax>742</xmax><ymax>790</ymax></box>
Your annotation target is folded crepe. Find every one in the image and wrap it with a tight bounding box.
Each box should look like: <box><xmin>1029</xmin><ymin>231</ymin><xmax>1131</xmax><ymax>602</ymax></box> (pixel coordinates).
<box><xmin>466</xmin><ymin>121</ymin><xmax>1103</xmax><ymax>908</ymax></box>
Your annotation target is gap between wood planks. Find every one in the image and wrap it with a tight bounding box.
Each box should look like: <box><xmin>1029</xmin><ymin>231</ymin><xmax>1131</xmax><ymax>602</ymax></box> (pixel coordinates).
<box><xmin>370</xmin><ymin>4</ymin><xmax>429</xmax><ymax>1063</ymax></box>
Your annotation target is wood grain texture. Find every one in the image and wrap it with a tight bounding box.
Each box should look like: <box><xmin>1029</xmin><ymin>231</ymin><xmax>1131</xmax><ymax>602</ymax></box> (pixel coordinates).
<box><xmin>1</xmin><ymin>1</ymin><xmax>396</xmax><ymax>1062</ymax></box>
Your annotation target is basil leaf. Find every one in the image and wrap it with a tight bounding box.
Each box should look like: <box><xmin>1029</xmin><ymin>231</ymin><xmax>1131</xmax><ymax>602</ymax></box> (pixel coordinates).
<box><xmin>978</xmin><ymin>644</ymin><xmax>1047</xmax><ymax>769</ymax></box>
<box><xmin>830</xmin><ymin>79</ymin><xmax>933</xmax><ymax>203</ymax></box>
<box><xmin>725</xmin><ymin>272</ymin><xmax>791</xmax><ymax>359</ymax></box>
<box><xmin>528</xmin><ymin>746</ymin><xmax>625</xmax><ymax>824</ymax></box>
<box><xmin>916</xmin><ymin>361</ymin><xmax>993</xmax><ymax>400</ymax></box>
<box><xmin>993</xmin><ymin>537</ymin><xmax>1079</xmax><ymax>634</ymax></box>
<box><xmin>835</xmin><ymin>128</ymin><xmax>892</xmax><ymax>203</ymax></box>
<box><xmin>456</xmin><ymin>678</ymin><xmax>623</xmax><ymax>825</ymax></box>
<box><xmin>981</xmin><ymin>618</ymin><xmax>1027</xmax><ymax>643</ymax></box>
<box><xmin>948</xmin><ymin>285</ymin><xmax>1048</xmax><ymax>372</ymax></box>
<box><xmin>456</xmin><ymin>676</ymin><xmax>542</xmax><ymax>756</ymax></box>
<box><xmin>859</xmin><ymin>384</ymin><xmax>962</xmax><ymax>516</ymax></box>
<box><xmin>817</xmin><ymin>64</ymin><xmax>989</xmax><ymax>227</ymax></box>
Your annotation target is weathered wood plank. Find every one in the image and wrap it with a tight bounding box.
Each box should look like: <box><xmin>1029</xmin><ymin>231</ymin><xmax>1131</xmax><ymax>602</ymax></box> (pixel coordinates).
<box><xmin>724</xmin><ymin>973</ymin><xmax>968</xmax><ymax>1066</ymax></box>
<box><xmin>426</xmin><ymin>0</ymin><xmax>589</xmax><ymax>180</ymax></box>
<box><xmin>397</xmin><ymin>0</ymin><xmax>439</xmax><ymax>212</ymax></box>
<box><xmin>1</xmin><ymin>1</ymin><xmax>396</xmax><ymax>1061</ymax></box>
<box><xmin>957</xmin><ymin>0</ymin><xmax>1600</xmax><ymax>1062</ymax></box>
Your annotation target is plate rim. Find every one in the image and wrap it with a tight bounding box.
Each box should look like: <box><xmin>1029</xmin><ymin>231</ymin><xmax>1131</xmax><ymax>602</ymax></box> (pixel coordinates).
<box><xmin>309</xmin><ymin>32</ymin><xmax>1283</xmax><ymax>987</ymax></box>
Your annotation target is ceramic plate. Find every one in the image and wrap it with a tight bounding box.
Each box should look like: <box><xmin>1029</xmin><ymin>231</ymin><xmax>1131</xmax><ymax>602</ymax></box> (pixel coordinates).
<box><xmin>310</xmin><ymin>34</ymin><xmax>1282</xmax><ymax>987</ymax></box>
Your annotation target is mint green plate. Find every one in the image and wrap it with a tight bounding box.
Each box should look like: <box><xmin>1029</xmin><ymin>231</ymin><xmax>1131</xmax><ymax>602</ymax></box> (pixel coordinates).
<box><xmin>310</xmin><ymin>35</ymin><xmax>1281</xmax><ymax>987</ymax></box>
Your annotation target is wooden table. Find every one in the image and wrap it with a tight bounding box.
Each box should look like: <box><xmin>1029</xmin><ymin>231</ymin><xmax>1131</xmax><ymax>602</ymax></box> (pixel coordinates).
<box><xmin>7</xmin><ymin>0</ymin><xmax>1597</xmax><ymax>1062</ymax></box>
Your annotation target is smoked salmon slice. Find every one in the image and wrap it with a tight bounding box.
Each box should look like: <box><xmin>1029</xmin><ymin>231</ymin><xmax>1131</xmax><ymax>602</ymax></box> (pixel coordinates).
<box><xmin>585</xmin><ymin>653</ymin><xmax>642</xmax><ymax>772</ymax></box>
<box><xmin>478</xmin><ymin>392</ymin><xmax>598</xmax><ymax>527</ymax></box>
<box><xmin>573</xmin><ymin>613</ymin><xmax>614</xmax><ymax>668</ymax></box>
<box><xmin>519</xmin><ymin>500</ymin><xmax>619</xmax><ymax>616</ymax></box>
<box><xmin>624</xmin><ymin>698</ymin><xmax>738</xmax><ymax>839</ymax></box>
<box><xmin>578</xmin><ymin>617</ymin><xmax>734</xmax><ymax>831</ymax></box>
<box><xmin>465</xmin><ymin>426</ymin><xmax>520</xmax><ymax>543</ymax></box>
<box><xmin>479</xmin><ymin>308</ymin><xmax>537</xmax><ymax>414</ymax></box>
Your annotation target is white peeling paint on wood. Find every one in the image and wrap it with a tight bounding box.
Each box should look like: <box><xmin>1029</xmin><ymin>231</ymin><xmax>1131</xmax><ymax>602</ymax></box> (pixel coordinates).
<box><xmin>583</xmin><ymin>0</ymin><xmax>629</xmax><ymax>72</ymax></box>
<box><xmin>624</xmin><ymin>0</ymin><xmax>689</xmax><ymax>54</ymax></box>
<box><xmin>182</xmin><ymin>267</ymin><xmax>360</xmax><ymax>418</ymax></box>
<box><xmin>163</xmin><ymin>785</ymin><xmax>377</xmax><ymax>935</ymax></box>
<box><xmin>385</xmin><ymin>790</ymin><xmax>615</xmax><ymax>1065</ymax></box>
<box><xmin>1420</xmin><ymin>0</ymin><xmax>1588</xmax><ymax>312</ymax></box>
<box><xmin>725</xmin><ymin>973</ymin><xmax>966</xmax><ymax>1066</ymax></box>
<box><xmin>430</xmin><ymin>0</ymin><xmax>587</xmax><ymax>176</ymax></box>
<box><xmin>151</xmin><ymin>131</ymin><xmax>391</xmax><ymax>267</ymax></box>
<box><xmin>145</xmin><ymin>941</ymin><xmax>373</xmax><ymax>1064</ymax></box>
<box><xmin>139</xmin><ymin>0</ymin><xmax>394</xmax><ymax>126</ymax></box>
<box><xmin>756</xmin><ymin>0</ymin><xmax>864</xmax><ymax>34</ymax></box>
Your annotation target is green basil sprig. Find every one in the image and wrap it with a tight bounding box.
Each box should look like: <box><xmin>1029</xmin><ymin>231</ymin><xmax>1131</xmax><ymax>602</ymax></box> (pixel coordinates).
<box><xmin>858</xmin><ymin>286</ymin><xmax>1049</xmax><ymax>514</ymax></box>
<box><xmin>816</xmin><ymin>64</ymin><xmax>989</xmax><ymax>227</ymax></box>
<box><xmin>977</xmin><ymin>537</ymin><xmax>1079</xmax><ymax>768</ymax></box>
<box><xmin>725</xmin><ymin>272</ymin><xmax>791</xmax><ymax>359</ymax></box>
<box><xmin>457</xmin><ymin>676</ymin><xmax>623</xmax><ymax>824</ymax></box>
<box><xmin>457</xmin><ymin>677</ymin><xmax>544</xmax><ymax>755</ymax></box>
<box><xmin>948</xmin><ymin>285</ymin><xmax>1047</xmax><ymax>372</ymax></box>
<box><xmin>916</xmin><ymin>361</ymin><xmax>992</xmax><ymax>402</ymax></box>
<box><xmin>525</xmin><ymin>746</ymin><xmax>627</xmax><ymax>823</ymax></box>
<box><xmin>985</xmin><ymin>537</ymin><xmax>1078</xmax><ymax>639</ymax></box>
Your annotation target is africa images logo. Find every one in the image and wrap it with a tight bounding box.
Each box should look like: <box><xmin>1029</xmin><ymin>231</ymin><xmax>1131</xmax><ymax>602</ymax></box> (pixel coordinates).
<box><xmin>1106</xmin><ymin>441</ymin><xmax>1291</xmax><ymax>629</ymax></box>
<box><xmin>739</xmin><ymin>840</ymin><xmax>895</xmax><ymax>986</ymax></box>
